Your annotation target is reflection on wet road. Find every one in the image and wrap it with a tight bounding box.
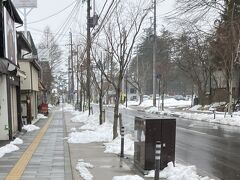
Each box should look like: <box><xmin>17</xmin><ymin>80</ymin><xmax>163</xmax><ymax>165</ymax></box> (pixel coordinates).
<box><xmin>96</xmin><ymin>105</ymin><xmax>240</xmax><ymax>180</ymax></box>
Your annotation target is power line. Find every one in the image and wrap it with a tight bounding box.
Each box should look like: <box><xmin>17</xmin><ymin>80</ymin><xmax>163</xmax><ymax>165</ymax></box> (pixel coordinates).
<box><xmin>39</xmin><ymin>1</ymin><xmax>81</xmax><ymax>58</ymax></box>
<box><xmin>28</xmin><ymin>0</ymin><xmax>77</xmax><ymax>24</ymax></box>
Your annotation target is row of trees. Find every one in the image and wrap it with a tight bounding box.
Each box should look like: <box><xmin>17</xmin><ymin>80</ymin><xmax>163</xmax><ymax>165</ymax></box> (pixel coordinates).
<box><xmin>38</xmin><ymin>0</ymin><xmax>240</xmax><ymax>139</ymax></box>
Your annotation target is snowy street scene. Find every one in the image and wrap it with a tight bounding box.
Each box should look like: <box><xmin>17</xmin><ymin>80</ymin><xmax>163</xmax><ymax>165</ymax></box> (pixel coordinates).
<box><xmin>1</xmin><ymin>0</ymin><xmax>240</xmax><ymax>179</ymax></box>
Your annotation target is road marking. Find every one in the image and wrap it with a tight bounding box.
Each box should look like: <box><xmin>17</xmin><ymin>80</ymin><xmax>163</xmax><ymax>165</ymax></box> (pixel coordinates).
<box><xmin>5</xmin><ymin>114</ymin><xmax>53</xmax><ymax>180</ymax></box>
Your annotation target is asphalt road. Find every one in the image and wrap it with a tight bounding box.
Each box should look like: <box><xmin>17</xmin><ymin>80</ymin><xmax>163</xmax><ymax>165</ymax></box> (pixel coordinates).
<box><xmin>95</xmin><ymin>105</ymin><xmax>240</xmax><ymax>180</ymax></box>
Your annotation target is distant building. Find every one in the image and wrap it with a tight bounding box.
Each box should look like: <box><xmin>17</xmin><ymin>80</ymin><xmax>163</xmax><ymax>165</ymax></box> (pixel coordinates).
<box><xmin>0</xmin><ymin>0</ymin><xmax>25</xmax><ymax>140</ymax></box>
<box><xmin>17</xmin><ymin>31</ymin><xmax>44</xmax><ymax>124</ymax></box>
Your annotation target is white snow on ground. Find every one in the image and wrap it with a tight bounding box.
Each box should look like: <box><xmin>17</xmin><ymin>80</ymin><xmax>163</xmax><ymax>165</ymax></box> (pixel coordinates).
<box><xmin>10</xmin><ymin>138</ymin><xmax>23</xmax><ymax>145</ymax></box>
<box><xmin>67</xmin><ymin>104</ymin><xmax>214</xmax><ymax>179</ymax></box>
<box><xmin>126</xmin><ymin>101</ymin><xmax>139</xmax><ymax>106</ymax></box>
<box><xmin>0</xmin><ymin>144</ymin><xmax>19</xmax><ymax>158</ymax></box>
<box><xmin>75</xmin><ymin>159</ymin><xmax>94</xmax><ymax>180</ymax></box>
<box><xmin>71</xmin><ymin>127</ymin><xmax>77</xmax><ymax>132</ymax></box>
<box><xmin>146</xmin><ymin>107</ymin><xmax>240</xmax><ymax>126</ymax></box>
<box><xmin>22</xmin><ymin>124</ymin><xmax>40</xmax><ymax>132</ymax></box>
<box><xmin>112</xmin><ymin>175</ymin><xmax>144</xmax><ymax>180</ymax></box>
<box><xmin>189</xmin><ymin>105</ymin><xmax>202</xmax><ymax>111</ymax></box>
<box><xmin>104</xmin><ymin>134</ymin><xmax>134</xmax><ymax>156</ymax></box>
<box><xmin>140</xmin><ymin>98</ymin><xmax>191</xmax><ymax>108</ymax></box>
<box><xmin>145</xmin><ymin>162</ymin><xmax>213</xmax><ymax>180</ymax></box>
<box><xmin>37</xmin><ymin>114</ymin><xmax>48</xmax><ymax>119</ymax></box>
<box><xmin>71</xmin><ymin>111</ymin><xmax>94</xmax><ymax>123</ymax></box>
<box><xmin>68</xmin><ymin>122</ymin><xmax>113</xmax><ymax>143</ymax></box>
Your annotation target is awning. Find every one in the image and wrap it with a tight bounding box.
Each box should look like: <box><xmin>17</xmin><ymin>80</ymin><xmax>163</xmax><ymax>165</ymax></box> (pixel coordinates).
<box><xmin>17</xmin><ymin>32</ymin><xmax>32</xmax><ymax>53</ymax></box>
<box><xmin>3</xmin><ymin>0</ymin><xmax>23</xmax><ymax>24</ymax></box>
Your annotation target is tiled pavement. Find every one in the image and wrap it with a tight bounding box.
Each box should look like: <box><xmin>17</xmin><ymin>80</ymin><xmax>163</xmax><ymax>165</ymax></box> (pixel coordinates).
<box><xmin>0</xmin><ymin>108</ymin><xmax>73</xmax><ymax>180</ymax></box>
<box><xmin>0</xmin><ymin>106</ymin><xmax>150</xmax><ymax>180</ymax></box>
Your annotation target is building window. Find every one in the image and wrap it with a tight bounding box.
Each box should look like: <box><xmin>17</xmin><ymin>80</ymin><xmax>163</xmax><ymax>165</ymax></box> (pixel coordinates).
<box><xmin>130</xmin><ymin>88</ymin><xmax>136</xmax><ymax>94</ymax></box>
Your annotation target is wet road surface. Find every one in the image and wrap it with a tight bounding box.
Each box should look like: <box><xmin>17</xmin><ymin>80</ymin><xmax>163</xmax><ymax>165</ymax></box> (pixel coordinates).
<box><xmin>96</xmin><ymin>105</ymin><xmax>240</xmax><ymax>180</ymax></box>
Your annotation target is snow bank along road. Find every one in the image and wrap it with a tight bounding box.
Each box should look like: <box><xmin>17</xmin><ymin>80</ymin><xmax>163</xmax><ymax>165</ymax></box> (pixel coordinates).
<box><xmin>94</xmin><ymin>105</ymin><xmax>240</xmax><ymax>180</ymax></box>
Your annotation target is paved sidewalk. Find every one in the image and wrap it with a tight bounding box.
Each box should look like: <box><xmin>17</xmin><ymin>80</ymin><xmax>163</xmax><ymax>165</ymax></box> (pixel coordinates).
<box><xmin>0</xmin><ymin>106</ymin><xmax>153</xmax><ymax>180</ymax></box>
<box><xmin>0</xmin><ymin>109</ymin><xmax>73</xmax><ymax>180</ymax></box>
<box><xmin>63</xmin><ymin>109</ymin><xmax>148</xmax><ymax>180</ymax></box>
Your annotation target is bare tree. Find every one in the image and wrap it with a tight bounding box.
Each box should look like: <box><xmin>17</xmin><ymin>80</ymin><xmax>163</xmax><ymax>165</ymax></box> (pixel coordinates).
<box><xmin>210</xmin><ymin>15</ymin><xmax>240</xmax><ymax>113</ymax></box>
<box><xmin>91</xmin><ymin>51</ymin><xmax>109</xmax><ymax>124</ymax></box>
<box><xmin>95</xmin><ymin>1</ymin><xmax>150</xmax><ymax>139</ymax></box>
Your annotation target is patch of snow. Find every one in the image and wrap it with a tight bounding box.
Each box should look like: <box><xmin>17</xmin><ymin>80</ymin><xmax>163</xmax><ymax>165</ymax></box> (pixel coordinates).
<box><xmin>68</xmin><ymin>122</ymin><xmax>113</xmax><ymax>143</ymax></box>
<box><xmin>22</xmin><ymin>124</ymin><xmax>40</xmax><ymax>132</ymax></box>
<box><xmin>75</xmin><ymin>159</ymin><xmax>94</xmax><ymax>180</ymax></box>
<box><xmin>140</xmin><ymin>98</ymin><xmax>191</xmax><ymax>108</ymax></box>
<box><xmin>189</xmin><ymin>105</ymin><xmax>202</xmax><ymax>111</ymax></box>
<box><xmin>10</xmin><ymin>138</ymin><xmax>23</xmax><ymax>145</ymax></box>
<box><xmin>37</xmin><ymin>114</ymin><xmax>48</xmax><ymax>119</ymax></box>
<box><xmin>71</xmin><ymin>127</ymin><xmax>77</xmax><ymax>132</ymax></box>
<box><xmin>145</xmin><ymin>162</ymin><xmax>213</xmax><ymax>180</ymax></box>
<box><xmin>71</xmin><ymin>111</ymin><xmax>94</xmax><ymax>123</ymax></box>
<box><xmin>0</xmin><ymin>144</ymin><xmax>19</xmax><ymax>158</ymax></box>
<box><xmin>104</xmin><ymin>134</ymin><xmax>134</xmax><ymax>156</ymax></box>
<box><xmin>112</xmin><ymin>175</ymin><xmax>144</xmax><ymax>180</ymax></box>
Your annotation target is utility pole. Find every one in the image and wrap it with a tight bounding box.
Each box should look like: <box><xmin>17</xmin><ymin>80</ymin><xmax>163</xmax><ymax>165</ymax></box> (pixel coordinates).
<box><xmin>86</xmin><ymin>0</ymin><xmax>91</xmax><ymax>115</ymax></box>
<box><xmin>80</xmin><ymin>64</ymin><xmax>83</xmax><ymax>111</ymax></box>
<box><xmin>68</xmin><ymin>56</ymin><xmax>71</xmax><ymax>102</ymax></box>
<box><xmin>76</xmin><ymin>45</ymin><xmax>80</xmax><ymax>107</ymax></box>
<box><xmin>86</xmin><ymin>0</ymin><xmax>99</xmax><ymax>115</ymax></box>
<box><xmin>70</xmin><ymin>31</ymin><xmax>74</xmax><ymax>104</ymax></box>
<box><xmin>152</xmin><ymin>0</ymin><xmax>157</xmax><ymax>107</ymax></box>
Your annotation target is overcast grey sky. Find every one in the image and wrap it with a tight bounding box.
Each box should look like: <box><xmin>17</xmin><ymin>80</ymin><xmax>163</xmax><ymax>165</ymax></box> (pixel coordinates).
<box><xmin>15</xmin><ymin>0</ymin><xmax>176</xmax><ymax>45</ymax></box>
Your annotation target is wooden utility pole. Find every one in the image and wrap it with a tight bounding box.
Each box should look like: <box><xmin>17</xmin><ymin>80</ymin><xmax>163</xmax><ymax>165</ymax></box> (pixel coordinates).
<box><xmin>76</xmin><ymin>45</ymin><xmax>79</xmax><ymax>107</ymax></box>
<box><xmin>86</xmin><ymin>0</ymin><xmax>91</xmax><ymax>115</ymax></box>
<box><xmin>153</xmin><ymin>0</ymin><xmax>157</xmax><ymax>107</ymax></box>
<box><xmin>70</xmin><ymin>31</ymin><xmax>74</xmax><ymax>104</ymax></box>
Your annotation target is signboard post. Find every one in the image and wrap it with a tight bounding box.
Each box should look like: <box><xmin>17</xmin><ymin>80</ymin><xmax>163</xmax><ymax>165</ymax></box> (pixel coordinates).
<box><xmin>12</xmin><ymin>0</ymin><xmax>37</xmax><ymax>35</ymax></box>
<box><xmin>12</xmin><ymin>0</ymin><xmax>37</xmax><ymax>8</ymax></box>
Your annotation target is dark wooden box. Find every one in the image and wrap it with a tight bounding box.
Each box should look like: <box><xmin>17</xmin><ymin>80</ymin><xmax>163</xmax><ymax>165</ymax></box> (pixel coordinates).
<box><xmin>134</xmin><ymin>116</ymin><xmax>176</xmax><ymax>172</ymax></box>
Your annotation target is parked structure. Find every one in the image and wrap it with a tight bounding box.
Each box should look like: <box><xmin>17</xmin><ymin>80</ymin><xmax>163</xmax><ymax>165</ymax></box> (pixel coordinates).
<box><xmin>0</xmin><ymin>0</ymin><xmax>25</xmax><ymax>140</ymax></box>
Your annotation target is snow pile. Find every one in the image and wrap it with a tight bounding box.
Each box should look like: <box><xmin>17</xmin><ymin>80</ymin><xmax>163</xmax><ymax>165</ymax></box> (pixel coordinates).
<box><xmin>22</xmin><ymin>124</ymin><xmax>40</xmax><ymax>132</ymax></box>
<box><xmin>10</xmin><ymin>138</ymin><xmax>23</xmax><ymax>145</ymax></box>
<box><xmin>104</xmin><ymin>134</ymin><xmax>134</xmax><ymax>156</ymax></box>
<box><xmin>37</xmin><ymin>114</ymin><xmax>48</xmax><ymax>119</ymax></box>
<box><xmin>145</xmin><ymin>106</ymin><xmax>161</xmax><ymax>114</ymax></box>
<box><xmin>189</xmin><ymin>105</ymin><xmax>202</xmax><ymax>111</ymax></box>
<box><xmin>80</xmin><ymin>114</ymin><xmax>100</xmax><ymax>130</ymax></box>
<box><xmin>67</xmin><ymin>122</ymin><xmax>113</xmax><ymax>143</ymax></box>
<box><xmin>126</xmin><ymin>101</ymin><xmax>139</xmax><ymax>106</ymax></box>
<box><xmin>175</xmin><ymin>111</ymin><xmax>240</xmax><ymax>126</ymax></box>
<box><xmin>0</xmin><ymin>144</ymin><xmax>19</xmax><ymax>158</ymax></box>
<box><xmin>71</xmin><ymin>127</ymin><xmax>77</xmax><ymax>132</ymax></box>
<box><xmin>76</xmin><ymin>159</ymin><xmax>94</xmax><ymax>180</ymax></box>
<box><xmin>140</xmin><ymin>98</ymin><xmax>191</xmax><ymax>108</ymax></box>
<box><xmin>71</xmin><ymin>111</ymin><xmax>94</xmax><ymax>123</ymax></box>
<box><xmin>112</xmin><ymin>175</ymin><xmax>144</xmax><ymax>180</ymax></box>
<box><xmin>145</xmin><ymin>162</ymin><xmax>213</xmax><ymax>180</ymax></box>
<box><xmin>146</xmin><ymin>107</ymin><xmax>240</xmax><ymax>127</ymax></box>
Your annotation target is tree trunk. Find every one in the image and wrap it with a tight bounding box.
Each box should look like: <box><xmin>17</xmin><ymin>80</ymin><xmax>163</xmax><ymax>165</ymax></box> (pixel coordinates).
<box><xmin>99</xmin><ymin>92</ymin><xmax>103</xmax><ymax>125</ymax></box>
<box><xmin>113</xmin><ymin>87</ymin><xmax>121</xmax><ymax>139</ymax></box>
<box><xmin>139</xmin><ymin>93</ymin><xmax>143</xmax><ymax>105</ymax></box>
